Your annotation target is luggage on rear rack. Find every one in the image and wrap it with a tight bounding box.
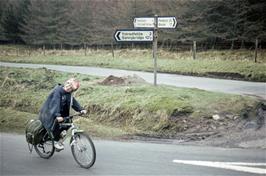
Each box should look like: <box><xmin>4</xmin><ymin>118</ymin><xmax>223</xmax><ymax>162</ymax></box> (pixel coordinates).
<box><xmin>25</xmin><ymin>119</ymin><xmax>45</xmax><ymax>152</ymax></box>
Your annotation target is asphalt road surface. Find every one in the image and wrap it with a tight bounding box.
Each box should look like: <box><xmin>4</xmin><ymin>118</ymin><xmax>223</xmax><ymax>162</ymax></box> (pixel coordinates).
<box><xmin>1</xmin><ymin>133</ymin><xmax>266</xmax><ymax>176</ymax></box>
<box><xmin>1</xmin><ymin>62</ymin><xmax>265</xmax><ymax>99</ymax></box>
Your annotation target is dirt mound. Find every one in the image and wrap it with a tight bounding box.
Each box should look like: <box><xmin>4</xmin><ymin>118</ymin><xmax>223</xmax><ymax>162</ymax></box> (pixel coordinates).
<box><xmin>99</xmin><ymin>75</ymin><xmax>124</xmax><ymax>85</ymax></box>
<box><xmin>99</xmin><ymin>74</ymin><xmax>146</xmax><ymax>86</ymax></box>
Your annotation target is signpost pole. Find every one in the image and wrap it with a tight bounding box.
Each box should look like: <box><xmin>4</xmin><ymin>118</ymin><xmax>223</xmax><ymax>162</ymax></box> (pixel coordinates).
<box><xmin>153</xmin><ymin>14</ymin><xmax>158</xmax><ymax>86</ymax></box>
<box><xmin>116</xmin><ymin>15</ymin><xmax>177</xmax><ymax>86</ymax></box>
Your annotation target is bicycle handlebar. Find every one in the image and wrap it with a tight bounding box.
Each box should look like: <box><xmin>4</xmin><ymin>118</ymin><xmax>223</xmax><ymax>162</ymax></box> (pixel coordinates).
<box><xmin>64</xmin><ymin>113</ymin><xmax>83</xmax><ymax>121</ymax></box>
<box><xmin>51</xmin><ymin>113</ymin><xmax>84</xmax><ymax>131</ymax></box>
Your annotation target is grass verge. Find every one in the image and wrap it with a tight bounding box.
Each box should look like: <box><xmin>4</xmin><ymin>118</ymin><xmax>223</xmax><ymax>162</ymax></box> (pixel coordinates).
<box><xmin>0</xmin><ymin>66</ymin><xmax>260</xmax><ymax>138</ymax></box>
<box><xmin>0</xmin><ymin>45</ymin><xmax>265</xmax><ymax>82</ymax></box>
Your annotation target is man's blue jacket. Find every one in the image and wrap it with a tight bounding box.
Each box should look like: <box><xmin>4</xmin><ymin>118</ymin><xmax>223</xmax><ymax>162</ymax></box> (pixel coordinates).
<box><xmin>39</xmin><ymin>84</ymin><xmax>83</xmax><ymax>131</ymax></box>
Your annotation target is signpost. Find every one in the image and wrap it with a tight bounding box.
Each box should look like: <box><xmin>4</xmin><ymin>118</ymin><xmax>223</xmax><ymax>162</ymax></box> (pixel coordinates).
<box><xmin>114</xmin><ymin>29</ymin><xmax>153</xmax><ymax>42</ymax></box>
<box><xmin>134</xmin><ymin>16</ymin><xmax>177</xmax><ymax>29</ymax></box>
<box><xmin>153</xmin><ymin>15</ymin><xmax>158</xmax><ymax>86</ymax></box>
<box><xmin>114</xmin><ymin>15</ymin><xmax>177</xmax><ymax>86</ymax></box>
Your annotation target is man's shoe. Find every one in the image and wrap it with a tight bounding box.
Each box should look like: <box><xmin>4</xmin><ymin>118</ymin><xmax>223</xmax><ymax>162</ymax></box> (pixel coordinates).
<box><xmin>54</xmin><ymin>141</ymin><xmax>64</xmax><ymax>151</ymax></box>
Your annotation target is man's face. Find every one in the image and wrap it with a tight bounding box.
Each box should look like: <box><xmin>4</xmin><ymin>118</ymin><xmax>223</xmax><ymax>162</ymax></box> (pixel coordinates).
<box><xmin>63</xmin><ymin>79</ymin><xmax>80</xmax><ymax>93</ymax></box>
<box><xmin>70</xmin><ymin>87</ymin><xmax>78</xmax><ymax>93</ymax></box>
<box><xmin>64</xmin><ymin>86</ymin><xmax>78</xmax><ymax>93</ymax></box>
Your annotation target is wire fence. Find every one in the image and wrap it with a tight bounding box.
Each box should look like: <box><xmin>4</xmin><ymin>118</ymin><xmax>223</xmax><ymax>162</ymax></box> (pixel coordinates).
<box><xmin>0</xmin><ymin>41</ymin><xmax>265</xmax><ymax>63</ymax></box>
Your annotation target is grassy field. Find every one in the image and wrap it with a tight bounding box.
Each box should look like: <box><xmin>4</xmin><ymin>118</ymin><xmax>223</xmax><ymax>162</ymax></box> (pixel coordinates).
<box><xmin>0</xmin><ymin>44</ymin><xmax>265</xmax><ymax>82</ymax></box>
<box><xmin>0</xmin><ymin>67</ymin><xmax>260</xmax><ymax>138</ymax></box>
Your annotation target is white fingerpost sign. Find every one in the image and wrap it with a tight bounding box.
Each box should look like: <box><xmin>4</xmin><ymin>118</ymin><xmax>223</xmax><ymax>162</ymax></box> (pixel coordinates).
<box><xmin>114</xmin><ymin>29</ymin><xmax>153</xmax><ymax>42</ymax></box>
<box><xmin>134</xmin><ymin>16</ymin><xmax>177</xmax><ymax>29</ymax></box>
<box><xmin>158</xmin><ymin>16</ymin><xmax>177</xmax><ymax>28</ymax></box>
<box><xmin>133</xmin><ymin>17</ymin><xmax>154</xmax><ymax>28</ymax></box>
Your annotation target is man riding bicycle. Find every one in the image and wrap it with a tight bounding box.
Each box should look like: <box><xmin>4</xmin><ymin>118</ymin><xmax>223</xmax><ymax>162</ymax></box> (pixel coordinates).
<box><xmin>39</xmin><ymin>78</ymin><xmax>87</xmax><ymax>150</ymax></box>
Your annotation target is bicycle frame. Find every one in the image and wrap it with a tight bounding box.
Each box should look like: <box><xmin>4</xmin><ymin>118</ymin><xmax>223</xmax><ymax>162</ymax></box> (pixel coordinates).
<box><xmin>59</xmin><ymin>117</ymin><xmax>84</xmax><ymax>145</ymax></box>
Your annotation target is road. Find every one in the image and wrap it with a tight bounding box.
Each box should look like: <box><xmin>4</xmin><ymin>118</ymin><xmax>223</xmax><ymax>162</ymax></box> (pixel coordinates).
<box><xmin>1</xmin><ymin>62</ymin><xmax>265</xmax><ymax>99</ymax></box>
<box><xmin>1</xmin><ymin>133</ymin><xmax>266</xmax><ymax>176</ymax></box>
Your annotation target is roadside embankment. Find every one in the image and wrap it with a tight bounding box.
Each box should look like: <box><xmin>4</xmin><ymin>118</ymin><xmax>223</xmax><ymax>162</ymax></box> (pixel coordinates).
<box><xmin>0</xmin><ymin>67</ymin><xmax>264</xmax><ymax>148</ymax></box>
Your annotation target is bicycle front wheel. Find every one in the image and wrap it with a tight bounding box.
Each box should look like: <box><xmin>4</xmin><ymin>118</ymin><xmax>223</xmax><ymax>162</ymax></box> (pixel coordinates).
<box><xmin>70</xmin><ymin>133</ymin><xmax>96</xmax><ymax>169</ymax></box>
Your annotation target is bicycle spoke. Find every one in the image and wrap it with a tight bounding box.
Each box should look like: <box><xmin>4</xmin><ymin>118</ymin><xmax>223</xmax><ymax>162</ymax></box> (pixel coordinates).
<box><xmin>34</xmin><ymin>133</ymin><xmax>55</xmax><ymax>159</ymax></box>
<box><xmin>71</xmin><ymin>133</ymin><xmax>96</xmax><ymax>168</ymax></box>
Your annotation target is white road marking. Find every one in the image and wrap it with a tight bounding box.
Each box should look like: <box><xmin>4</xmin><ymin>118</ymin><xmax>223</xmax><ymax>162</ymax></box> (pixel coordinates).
<box><xmin>173</xmin><ymin>160</ymin><xmax>266</xmax><ymax>175</ymax></box>
<box><xmin>224</xmin><ymin>162</ymin><xmax>266</xmax><ymax>166</ymax></box>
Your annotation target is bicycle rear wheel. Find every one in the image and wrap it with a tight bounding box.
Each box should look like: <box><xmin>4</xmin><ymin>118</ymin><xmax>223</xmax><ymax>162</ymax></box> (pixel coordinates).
<box><xmin>34</xmin><ymin>132</ymin><xmax>55</xmax><ymax>159</ymax></box>
<box><xmin>70</xmin><ymin>133</ymin><xmax>96</xmax><ymax>169</ymax></box>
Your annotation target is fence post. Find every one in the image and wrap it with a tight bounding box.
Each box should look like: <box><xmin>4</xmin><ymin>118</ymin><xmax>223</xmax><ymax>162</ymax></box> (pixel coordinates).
<box><xmin>111</xmin><ymin>42</ymin><xmax>114</xmax><ymax>59</ymax></box>
<box><xmin>254</xmin><ymin>38</ymin><xmax>258</xmax><ymax>63</ymax></box>
<box><xmin>60</xmin><ymin>43</ymin><xmax>63</xmax><ymax>56</ymax></box>
<box><xmin>193</xmin><ymin>41</ymin><xmax>196</xmax><ymax>60</ymax></box>
<box><xmin>16</xmin><ymin>47</ymin><xmax>19</xmax><ymax>56</ymax></box>
<box><xmin>230</xmin><ymin>40</ymin><xmax>234</xmax><ymax>50</ymax></box>
<box><xmin>84</xmin><ymin>43</ymin><xmax>87</xmax><ymax>56</ymax></box>
<box><xmin>28</xmin><ymin>45</ymin><xmax>31</xmax><ymax>56</ymax></box>
<box><xmin>43</xmin><ymin>44</ymin><xmax>46</xmax><ymax>56</ymax></box>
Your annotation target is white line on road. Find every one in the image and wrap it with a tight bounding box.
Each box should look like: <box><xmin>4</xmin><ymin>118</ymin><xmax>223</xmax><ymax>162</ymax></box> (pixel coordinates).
<box><xmin>224</xmin><ymin>162</ymin><xmax>266</xmax><ymax>166</ymax></box>
<box><xmin>173</xmin><ymin>160</ymin><xmax>266</xmax><ymax>175</ymax></box>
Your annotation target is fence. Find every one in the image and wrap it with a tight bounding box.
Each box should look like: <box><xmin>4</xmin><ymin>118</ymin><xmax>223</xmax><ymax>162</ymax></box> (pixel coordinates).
<box><xmin>0</xmin><ymin>40</ymin><xmax>265</xmax><ymax>63</ymax></box>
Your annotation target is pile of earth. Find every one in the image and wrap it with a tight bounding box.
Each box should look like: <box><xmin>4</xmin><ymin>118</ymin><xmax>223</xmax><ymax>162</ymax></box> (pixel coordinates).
<box><xmin>98</xmin><ymin>74</ymin><xmax>146</xmax><ymax>86</ymax></box>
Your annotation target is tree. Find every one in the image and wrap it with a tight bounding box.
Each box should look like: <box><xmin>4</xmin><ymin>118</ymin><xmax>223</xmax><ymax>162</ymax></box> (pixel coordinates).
<box><xmin>1</xmin><ymin>0</ymin><xmax>29</xmax><ymax>43</ymax></box>
<box><xmin>21</xmin><ymin>0</ymin><xmax>69</xmax><ymax>46</ymax></box>
<box><xmin>53</xmin><ymin>0</ymin><xmax>70</xmax><ymax>47</ymax></box>
<box><xmin>74</xmin><ymin>0</ymin><xmax>93</xmax><ymax>46</ymax></box>
<box><xmin>2</xmin><ymin>0</ymin><xmax>265</xmax><ymax>48</ymax></box>
<box><xmin>21</xmin><ymin>0</ymin><xmax>46</xmax><ymax>45</ymax></box>
<box><xmin>0</xmin><ymin>1</ymin><xmax>8</xmax><ymax>42</ymax></box>
<box><xmin>62</xmin><ymin>0</ymin><xmax>90</xmax><ymax>46</ymax></box>
<box><xmin>178</xmin><ymin>1</ymin><xmax>210</xmax><ymax>42</ymax></box>
<box><xmin>244</xmin><ymin>0</ymin><xmax>266</xmax><ymax>41</ymax></box>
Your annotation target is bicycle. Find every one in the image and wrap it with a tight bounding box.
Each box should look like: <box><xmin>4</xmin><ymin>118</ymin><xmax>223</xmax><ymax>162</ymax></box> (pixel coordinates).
<box><xmin>32</xmin><ymin>113</ymin><xmax>96</xmax><ymax>169</ymax></box>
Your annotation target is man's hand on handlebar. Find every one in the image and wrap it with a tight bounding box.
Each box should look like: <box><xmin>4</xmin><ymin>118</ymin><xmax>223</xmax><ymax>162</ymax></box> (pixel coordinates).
<box><xmin>80</xmin><ymin>110</ymin><xmax>87</xmax><ymax>115</ymax></box>
<box><xmin>56</xmin><ymin>111</ymin><xmax>86</xmax><ymax>123</ymax></box>
<box><xmin>56</xmin><ymin>116</ymin><xmax>64</xmax><ymax>122</ymax></box>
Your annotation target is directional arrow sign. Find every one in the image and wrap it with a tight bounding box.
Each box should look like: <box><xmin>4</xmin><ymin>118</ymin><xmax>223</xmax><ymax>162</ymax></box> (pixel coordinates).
<box><xmin>133</xmin><ymin>17</ymin><xmax>155</xmax><ymax>28</ymax></box>
<box><xmin>134</xmin><ymin>16</ymin><xmax>177</xmax><ymax>29</ymax></box>
<box><xmin>158</xmin><ymin>16</ymin><xmax>177</xmax><ymax>28</ymax></box>
<box><xmin>114</xmin><ymin>29</ymin><xmax>153</xmax><ymax>42</ymax></box>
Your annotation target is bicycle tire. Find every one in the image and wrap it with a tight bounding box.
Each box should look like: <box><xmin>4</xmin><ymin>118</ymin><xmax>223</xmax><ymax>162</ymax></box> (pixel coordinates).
<box><xmin>70</xmin><ymin>133</ymin><xmax>96</xmax><ymax>169</ymax></box>
<box><xmin>34</xmin><ymin>132</ymin><xmax>55</xmax><ymax>159</ymax></box>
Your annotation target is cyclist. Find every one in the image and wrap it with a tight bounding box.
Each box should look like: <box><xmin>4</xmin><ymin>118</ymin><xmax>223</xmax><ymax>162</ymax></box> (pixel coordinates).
<box><xmin>39</xmin><ymin>78</ymin><xmax>87</xmax><ymax>150</ymax></box>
